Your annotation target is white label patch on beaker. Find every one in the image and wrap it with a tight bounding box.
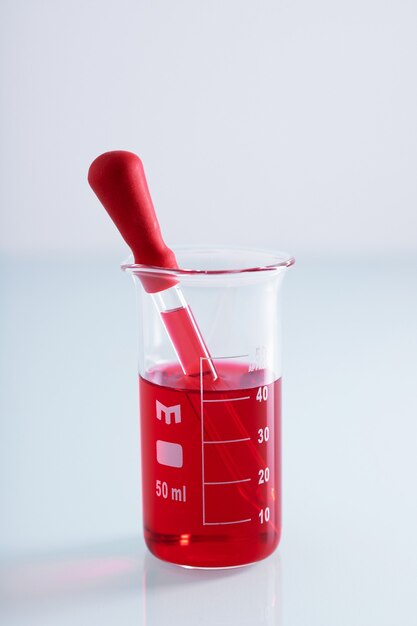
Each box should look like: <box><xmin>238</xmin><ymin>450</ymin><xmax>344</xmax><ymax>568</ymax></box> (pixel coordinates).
<box><xmin>156</xmin><ymin>440</ymin><xmax>183</xmax><ymax>468</ymax></box>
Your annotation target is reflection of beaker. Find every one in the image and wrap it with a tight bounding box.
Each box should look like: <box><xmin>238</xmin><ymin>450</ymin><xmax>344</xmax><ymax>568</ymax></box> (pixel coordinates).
<box><xmin>124</xmin><ymin>247</ymin><xmax>294</xmax><ymax>568</ymax></box>
<box><xmin>142</xmin><ymin>551</ymin><xmax>281</xmax><ymax>626</ymax></box>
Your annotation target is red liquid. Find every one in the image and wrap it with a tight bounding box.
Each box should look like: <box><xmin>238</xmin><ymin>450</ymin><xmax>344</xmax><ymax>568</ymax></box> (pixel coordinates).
<box><xmin>139</xmin><ymin>361</ymin><xmax>281</xmax><ymax>568</ymax></box>
<box><xmin>160</xmin><ymin>306</ymin><xmax>217</xmax><ymax>378</ymax></box>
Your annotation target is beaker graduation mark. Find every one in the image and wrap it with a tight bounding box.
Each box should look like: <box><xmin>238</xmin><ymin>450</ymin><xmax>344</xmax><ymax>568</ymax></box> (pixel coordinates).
<box><xmin>200</xmin><ymin>355</ymin><xmax>254</xmax><ymax>526</ymax></box>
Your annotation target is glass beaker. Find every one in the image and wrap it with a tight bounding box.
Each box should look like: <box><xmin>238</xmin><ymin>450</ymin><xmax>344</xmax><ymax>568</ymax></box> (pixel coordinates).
<box><xmin>123</xmin><ymin>246</ymin><xmax>294</xmax><ymax>568</ymax></box>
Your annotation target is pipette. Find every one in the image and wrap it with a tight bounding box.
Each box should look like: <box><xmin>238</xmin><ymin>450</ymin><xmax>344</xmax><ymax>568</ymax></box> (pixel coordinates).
<box><xmin>88</xmin><ymin>151</ymin><xmax>217</xmax><ymax>380</ymax></box>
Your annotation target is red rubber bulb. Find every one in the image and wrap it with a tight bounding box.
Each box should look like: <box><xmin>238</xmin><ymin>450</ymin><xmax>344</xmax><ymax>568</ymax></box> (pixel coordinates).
<box><xmin>88</xmin><ymin>151</ymin><xmax>178</xmax><ymax>293</ymax></box>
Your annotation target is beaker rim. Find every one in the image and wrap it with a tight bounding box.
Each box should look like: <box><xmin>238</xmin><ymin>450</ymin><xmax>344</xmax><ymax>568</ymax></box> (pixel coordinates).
<box><xmin>121</xmin><ymin>245</ymin><xmax>295</xmax><ymax>276</ymax></box>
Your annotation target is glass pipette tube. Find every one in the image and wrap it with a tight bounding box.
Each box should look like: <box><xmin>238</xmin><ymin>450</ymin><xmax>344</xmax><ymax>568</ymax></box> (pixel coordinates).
<box><xmin>152</xmin><ymin>285</ymin><xmax>218</xmax><ymax>380</ymax></box>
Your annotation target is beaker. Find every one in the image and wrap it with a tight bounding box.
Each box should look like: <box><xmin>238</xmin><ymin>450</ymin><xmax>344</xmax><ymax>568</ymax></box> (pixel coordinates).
<box><xmin>123</xmin><ymin>246</ymin><xmax>294</xmax><ymax>568</ymax></box>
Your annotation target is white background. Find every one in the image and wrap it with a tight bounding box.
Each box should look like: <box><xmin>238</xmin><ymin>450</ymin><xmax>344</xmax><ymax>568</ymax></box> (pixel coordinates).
<box><xmin>1</xmin><ymin>0</ymin><xmax>416</xmax><ymax>257</ymax></box>
<box><xmin>1</xmin><ymin>2</ymin><xmax>417</xmax><ymax>625</ymax></box>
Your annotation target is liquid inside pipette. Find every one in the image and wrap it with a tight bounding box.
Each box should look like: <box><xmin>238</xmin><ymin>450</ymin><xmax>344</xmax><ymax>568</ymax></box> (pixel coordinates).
<box><xmin>152</xmin><ymin>286</ymin><xmax>217</xmax><ymax>379</ymax></box>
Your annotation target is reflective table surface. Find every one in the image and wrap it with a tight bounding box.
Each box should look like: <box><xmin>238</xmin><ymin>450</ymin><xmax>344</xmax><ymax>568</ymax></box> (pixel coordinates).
<box><xmin>1</xmin><ymin>255</ymin><xmax>416</xmax><ymax>625</ymax></box>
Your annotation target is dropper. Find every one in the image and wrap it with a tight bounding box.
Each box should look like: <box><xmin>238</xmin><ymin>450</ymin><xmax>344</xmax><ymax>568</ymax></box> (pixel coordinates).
<box><xmin>88</xmin><ymin>151</ymin><xmax>217</xmax><ymax>380</ymax></box>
